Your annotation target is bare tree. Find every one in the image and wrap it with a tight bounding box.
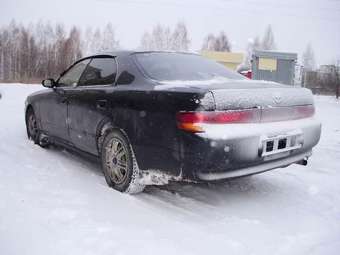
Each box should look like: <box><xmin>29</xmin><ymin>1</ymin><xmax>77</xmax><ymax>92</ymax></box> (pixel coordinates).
<box><xmin>139</xmin><ymin>23</ymin><xmax>190</xmax><ymax>51</ymax></box>
<box><xmin>202</xmin><ymin>31</ymin><xmax>231</xmax><ymax>52</ymax></box>
<box><xmin>55</xmin><ymin>23</ymin><xmax>67</xmax><ymax>75</ymax></box>
<box><xmin>303</xmin><ymin>43</ymin><xmax>316</xmax><ymax>71</ymax></box>
<box><xmin>0</xmin><ymin>27</ymin><xmax>5</xmax><ymax>81</ymax></box>
<box><xmin>152</xmin><ymin>24</ymin><xmax>167</xmax><ymax>50</ymax></box>
<box><xmin>240</xmin><ymin>36</ymin><xmax>261</xmax><ymax>70</ymax></box>
<box><xmin>28</xmin><ymin>35</ymin><xmax>38</xmax><ymax>78</ymax></box>
<box><xmin>172</xmin><ymin>22</ymin><xmax>190</xmax><ymax>51</ymax></box>
<box><xmin>333</xmin><ymin>60</ymin><xmax>340</xmax><ymax>99</ymax></box>
<box><xmin>100</xmin><ymin>23</ymin><xmax>120</xmax><ymax>52</ymax></box>
<box><xmin>201</xmin><ymin>33</ymin><xmax>216</xmax><ymax>51</ymax></box>
<box><xmin>162</xmin><ymin>26</ymin><xmax>173</xmax><ymax>50</ymax></box>
<box><xmin>19</xmin><ymin>27</ymin><xmax>30</xmax><ymax>80</ymax></box>
<box><xmin>62</xmin><ymin>26</ymin><xmax>82</xmax><ymax>71</ymax></box>
<box><xmin>140</xmin><ymin>31</ymin><xmax>152</xmax><ymax>51</ymax></box>
<box><xmin>82</xmin><ymin>27</ymin><xmax>93</xmax><ymax>56</ymax></box>
<box><xmin>0</xmin><ymin>20</ymin><xmax>87</xmax><ymax>82</ymax></box>
<box><xmin>91</xmin><ymin>28</ymin><xmax>102</xmax><ymax>54</ymax></box>
<box><xmin>261</xmin><ymin>25</ymin><xmax>276</xmax><ymax>50</ymax></box>
<box><xmin>215</xmin><ymin>31</ymin><xmax>231</xmax><ymax>52</ymax></box>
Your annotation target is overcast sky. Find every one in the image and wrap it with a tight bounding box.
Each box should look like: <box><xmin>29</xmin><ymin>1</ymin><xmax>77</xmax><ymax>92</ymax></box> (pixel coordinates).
<box><xmin>1</xmin><ymin>0</ymin><xmax>339</xmax><ymax>65</ymax></box>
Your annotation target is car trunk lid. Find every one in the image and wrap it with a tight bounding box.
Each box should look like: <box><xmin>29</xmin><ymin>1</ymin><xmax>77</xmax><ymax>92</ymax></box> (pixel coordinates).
<box><xmin>175</xmin><ymin>80</ymin><xmax>315</xmax><ymax>132</ymax></box>
<box><xmin>207</xmin><ymin>80</ymin><xmax>314</xmax><ymax>110</ymax></box>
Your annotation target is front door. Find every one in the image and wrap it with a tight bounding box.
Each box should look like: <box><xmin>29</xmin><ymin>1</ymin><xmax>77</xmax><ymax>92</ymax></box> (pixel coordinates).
<box><xmin>40</xmin><ymin>59</ymin><xmax>90</xmax><ymax>142</ymax></box>
<box><xmin>39</xmin><ymin>88</ymin><xmax>69</xmax><ymax>141</ymax></box>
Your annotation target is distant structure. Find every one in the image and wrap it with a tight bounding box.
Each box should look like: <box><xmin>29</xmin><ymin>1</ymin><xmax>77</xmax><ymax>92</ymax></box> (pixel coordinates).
<box><xmin>303</xmin><ymin>64</ymin><xmax>340</xmax><ymax>95</ymax></box>
<box><xmin>294</xmin><ymin>64</ymin><xmax>304</xmax><ymax>86</ymax></box>
<box><xmin>251</xmin><ymin>50</ymin><xmax>297</xmax><ymax>85</ymax></box>
<box><xmin>201</xmin><ymin>51</ymin><xmax>244</xmax><ymax>71</ymax></box>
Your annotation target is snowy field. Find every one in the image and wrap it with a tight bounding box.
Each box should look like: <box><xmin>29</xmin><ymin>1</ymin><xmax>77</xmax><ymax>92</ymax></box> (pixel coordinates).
<box><xmin>0</xmin><ymin>83</ymin><xmax>340</xmax><ymax>255</ymax></box>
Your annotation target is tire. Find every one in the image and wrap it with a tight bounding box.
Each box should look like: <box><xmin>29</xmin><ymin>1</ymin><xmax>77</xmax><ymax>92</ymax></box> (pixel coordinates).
<box><xmin>26</xmin><ymin>108</ymin><xmax>40</xmax><ymax>143</ymax></box>
<box><xmin>26</xmin><ymin>108</ymin><xmax>49</xmax><ymax>148</ymax></box>
<box><xmin>101</xmin><ymin>130</ymin><xmax>145</xmax><ymax>194</ymax></box>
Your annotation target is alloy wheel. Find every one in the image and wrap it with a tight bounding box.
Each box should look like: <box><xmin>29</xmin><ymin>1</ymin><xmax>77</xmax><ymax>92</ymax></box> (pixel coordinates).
<box><xmin>105</xmin><ymin>137</ymin><xmax>129</xmax><ymax>184</ymax></box>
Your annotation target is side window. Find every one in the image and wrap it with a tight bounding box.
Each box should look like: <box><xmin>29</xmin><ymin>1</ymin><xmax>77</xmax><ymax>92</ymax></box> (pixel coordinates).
<box><xmin>78</xmin><ymin>58</ymin><xmax>117</xmax><ymax>86</ymax></box>
<box><xmin>58</xmin><ymin>59</ymin><xmax>90</xmax><ymax>87</ymax></box>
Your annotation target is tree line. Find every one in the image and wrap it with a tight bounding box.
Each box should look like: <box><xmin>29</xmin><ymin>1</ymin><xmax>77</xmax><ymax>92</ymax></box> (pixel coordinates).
<box><xmin>1</xmin><ymin>20</ymin><xmax>317</xmax><ymax>83</ymax></box>
<box><xmin>139</xmin><ymin>22</ymin><xmax>190</xmax><ymax>51</ymax></box>
<box><xmin>0</xmin><ymin>21</ymin><xmax>192</xmax><ymax>82</ymax></box>
<box><xmin>0</xmin><ymin>21</ymin><xmax>120</xmax><ymax>82</ymax></box>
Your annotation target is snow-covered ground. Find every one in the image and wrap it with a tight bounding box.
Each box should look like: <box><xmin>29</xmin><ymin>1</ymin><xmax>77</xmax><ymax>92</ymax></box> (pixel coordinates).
<box><xmin>0</xmin><ymin>83</ymin><xmax>339</xmax><ymax>255</ymax></box>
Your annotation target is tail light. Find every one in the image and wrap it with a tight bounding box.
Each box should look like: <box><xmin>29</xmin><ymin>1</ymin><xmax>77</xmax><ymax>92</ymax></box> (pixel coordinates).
<box><xmin>261</xmin><ymin>105</ymin><xmax>315</xmax><ymax>122</ymax></box>
<box><xmin>294</xmin><ymin>105</ymin><xmax>315</xmax><ymax>118</ymax></box>
<box><xmin>176</xmin><ymin>109</ymin><xmax>261</xmax><ymax>132</ymax></box>
<box><xmin>176</xmin><ymin>105</ymin><xmax>315</xmax><ymax>133</ymax></box>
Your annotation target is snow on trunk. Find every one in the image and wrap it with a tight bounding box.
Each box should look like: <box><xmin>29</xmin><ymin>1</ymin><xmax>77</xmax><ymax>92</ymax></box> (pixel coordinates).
<box><xmin>211</xmin><ymin>87</ymin><xmax>314</xmax><ymax>110</ymax></box>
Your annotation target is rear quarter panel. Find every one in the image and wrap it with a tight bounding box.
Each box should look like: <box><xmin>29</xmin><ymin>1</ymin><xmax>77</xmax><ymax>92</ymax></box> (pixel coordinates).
<box><xmin>109</xmin><ymin>88</ymin><xmax>206</xmax><ymax>176</ymax></box>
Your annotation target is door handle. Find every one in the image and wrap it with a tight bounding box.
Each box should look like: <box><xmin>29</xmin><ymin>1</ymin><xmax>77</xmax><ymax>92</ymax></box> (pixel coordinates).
<box><xmin>96</xmin><ymin>100</ymin><xmax>107</xmax><ymax>110</ymax></box>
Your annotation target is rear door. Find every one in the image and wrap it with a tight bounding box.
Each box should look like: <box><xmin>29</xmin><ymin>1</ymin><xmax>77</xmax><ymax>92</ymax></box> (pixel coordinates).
<box><xmin>67</xmin><ymin>57</ymin><xmax>117</xmax><ymax>155</ymax></box>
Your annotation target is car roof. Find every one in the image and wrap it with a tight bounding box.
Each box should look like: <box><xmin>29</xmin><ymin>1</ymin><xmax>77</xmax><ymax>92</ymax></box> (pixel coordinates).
<box><xmin>85</xmin><ymin>50</ymin><xmax>198</xmax><ymax>58</ymax></box>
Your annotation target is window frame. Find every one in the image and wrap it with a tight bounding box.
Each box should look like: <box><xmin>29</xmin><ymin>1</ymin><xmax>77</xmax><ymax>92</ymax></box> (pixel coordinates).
<box><xmin>56</xmin><ymin>58</ymin><xmax>91</xmax><ymax>88</ymax></box>
<box><xmin>77</xmin><ymin>56</ymin><xmax>118</xmax><ymax>88</ymax></box>
<box><xmin>56</xmin><ymin>55</ymin><xmax>119</xmax><ymax>88</ymax></box>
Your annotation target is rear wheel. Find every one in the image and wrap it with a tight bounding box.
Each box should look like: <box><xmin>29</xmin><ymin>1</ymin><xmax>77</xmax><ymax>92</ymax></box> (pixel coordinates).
<box><xmin>101</xmin><ymin>130</ymin><xmax>145</xmax><ymax>194</ymax></box>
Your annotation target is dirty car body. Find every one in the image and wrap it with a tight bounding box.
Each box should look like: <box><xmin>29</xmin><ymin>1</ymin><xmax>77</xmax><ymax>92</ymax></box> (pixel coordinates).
<box><xmin>25</xmin><ymin>51</ymin><xmax>321</xmax><ymax>187</ymax></box>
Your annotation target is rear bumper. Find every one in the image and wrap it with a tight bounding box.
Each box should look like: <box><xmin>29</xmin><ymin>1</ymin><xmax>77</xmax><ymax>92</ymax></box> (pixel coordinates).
<box><xmin>197</xmin><ymin>151</ymin><xmax>311</xmax><ymax>181</ymax></box>
<box><xmin>180</xmin><ymin>117</ymin><xmax>321</xmax><ymax>181</ymax></box>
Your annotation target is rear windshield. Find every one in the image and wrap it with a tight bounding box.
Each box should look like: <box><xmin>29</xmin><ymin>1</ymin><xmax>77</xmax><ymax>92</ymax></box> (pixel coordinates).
<box><xmin>134</xmin><ymin>52</ymin><xmax>245</xmax><ymax>82</ymax></box>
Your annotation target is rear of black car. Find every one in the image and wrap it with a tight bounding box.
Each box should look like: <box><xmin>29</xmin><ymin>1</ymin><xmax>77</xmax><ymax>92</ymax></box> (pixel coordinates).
<box><xmin>133</xmin><ymin>52</ymin><xmax>321</xmax><ymax>182</ymax></box>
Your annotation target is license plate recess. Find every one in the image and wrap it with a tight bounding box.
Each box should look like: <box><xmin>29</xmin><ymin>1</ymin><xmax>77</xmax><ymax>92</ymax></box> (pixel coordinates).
<box><xmin>261</xmin><ymin>133</ymin><xmax>303</xmax><ymax>157</ymax></box>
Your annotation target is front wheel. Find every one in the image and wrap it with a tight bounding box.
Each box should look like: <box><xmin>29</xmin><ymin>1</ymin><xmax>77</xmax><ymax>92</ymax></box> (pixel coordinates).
<box><xmin>101</xmin><ymin>130</ymin><xmax>145</xmax><ymax>194</ymax></box>
<box><xmin>26</xmin><ymin>108</ymin><xmax>49</xmax><ymax>148</ymax></box>
<box><xmin>26</xmin><ymin>109</ymin><xmax>40</xmax><ymax>142</ymax></box>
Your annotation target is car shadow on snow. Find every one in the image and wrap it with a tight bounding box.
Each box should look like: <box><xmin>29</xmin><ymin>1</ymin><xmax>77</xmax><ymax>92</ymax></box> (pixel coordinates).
<box><xmin>47</xmin><ymin>144</ymin><xmax>295</xmax><ymax>213</ymax></box>
<box><xmin>46</xmin><ymin>144</ymin><xmax>103</xmax><ymax>176</ymax></box>
<box><xmin>139</xmin><ymin>173</ymin><xmax>287</xmax><ymax>212</ymax></box>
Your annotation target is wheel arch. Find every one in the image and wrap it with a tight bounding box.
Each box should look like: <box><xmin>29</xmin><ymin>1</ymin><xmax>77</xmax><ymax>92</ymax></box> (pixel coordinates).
<box><xmin>25</xmin><ymin>104</ymin><xmax>43</xmax><ymax>129</ymax></box>
<box><xmin>25</xmin><ymin>104</ymin><xmax>34</xmax><ymax>120</ymax></box>
<box><xmin>95</xmin><ymin>118</ymin><xmax>135</xmax><ymax>157</ymax></box>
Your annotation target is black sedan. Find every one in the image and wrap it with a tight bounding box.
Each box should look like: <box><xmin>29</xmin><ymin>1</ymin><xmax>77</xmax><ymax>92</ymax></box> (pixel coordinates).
<box><xmin>25</xmin><ymin>51</ymin><xmax>321</xmax><ymax>193</ymax></box>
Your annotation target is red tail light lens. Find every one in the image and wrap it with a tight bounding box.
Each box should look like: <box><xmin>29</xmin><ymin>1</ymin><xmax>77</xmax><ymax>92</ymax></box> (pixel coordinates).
<box><xmin>176</xmin><ymin>105</ymin><xmax>315</xmax><ymax>133</ymax></box>
<box><xmin>177</xmin><ymin>110</ymin><xmax>260</xmax><ymax>124</ymax></box>
<box><xmin>176</xmin><ymin>109</ymin><xmax>261</xmax><ymax>132</ymax></box>
<box><xmin>294</xmin><ymin>105</ymin><xmax>315</xmax><ymax>119</ymax></box>
<box><xmin>261</xmin><ymin>105</ymin><xmax>315</xmax><ymax>122</ymax></box>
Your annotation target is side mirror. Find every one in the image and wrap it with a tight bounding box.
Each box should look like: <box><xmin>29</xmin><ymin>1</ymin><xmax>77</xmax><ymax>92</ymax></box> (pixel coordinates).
<box><xmin>42</xmin><ymin>78</ymin><xmax>56</xmax><ymax>88</ymax></box>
